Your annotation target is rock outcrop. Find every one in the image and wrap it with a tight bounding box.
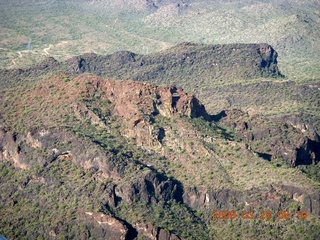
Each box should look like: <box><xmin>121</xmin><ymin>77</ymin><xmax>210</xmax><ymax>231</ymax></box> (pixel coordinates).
<box><xmin>115</xmin><ymin>170</ymin><xmax>183</xmax><ymax>204</ymax></box>
<box><xmin>95</xmin><ymin>78</ymin><xmax>207</xmax><ymax>152</ymax></box>
<box><xmin>258</xmin><ymin>44</ymin><xmax>279</xmax><ymax>76</ymax></box>
<box><xmin>183</xmin><ymin>185</ymin><xmax>320</xmax><ymax>216</ymax></box>
<box><xmin>219</xmin><ymin>109</ymin><xmax>320</xmax><ymax>166</ymax></box>
<box><xmin>80</xmin><ymin>211</ymin><xmax>128</xmax><ymax>240</ymax></box>
<box><xmin>136</xmin><ymin>222</ymin><xmax>185</xmax><ymax>240</ymax></box>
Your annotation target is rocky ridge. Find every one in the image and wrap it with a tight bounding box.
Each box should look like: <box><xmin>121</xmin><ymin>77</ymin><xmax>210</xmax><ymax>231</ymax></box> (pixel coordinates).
<box><xmin>1</xmin><ymin>71</ymin><xmax>320</xmax><ymax>239</ymax></box>
<box><xmin>0</xmin><ymin>43</ymin><xmax>282</xmax><ymax>90</ymax></box>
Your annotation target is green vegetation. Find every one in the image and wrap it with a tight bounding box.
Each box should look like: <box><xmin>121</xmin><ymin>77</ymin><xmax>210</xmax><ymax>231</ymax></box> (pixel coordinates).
<box><xmin>0</xmin><ymin>1</ymin><xmax>320</xmax><ymax>239</ymax></box>
<box><xmin>0</xmin><ymin>159</ymin><xmax>102</xmax><ymax>239</ymax></box>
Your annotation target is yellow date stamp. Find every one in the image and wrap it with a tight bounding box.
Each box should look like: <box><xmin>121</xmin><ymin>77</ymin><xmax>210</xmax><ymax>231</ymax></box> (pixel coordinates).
<box><xmin>212</xmin><ymin>209</ymin><xmax>309</xmax><ymax>220</ymax></box>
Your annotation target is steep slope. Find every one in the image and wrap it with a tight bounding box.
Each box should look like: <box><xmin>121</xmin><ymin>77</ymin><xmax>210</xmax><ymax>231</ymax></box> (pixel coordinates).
<box><xmin>1</xmin><ymin>72</ymin><xmax>320</xmax><ymax>239</ymax></box>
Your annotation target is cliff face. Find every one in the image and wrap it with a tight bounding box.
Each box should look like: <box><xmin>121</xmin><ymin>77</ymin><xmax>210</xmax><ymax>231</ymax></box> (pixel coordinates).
<box><xmin>258</xmin><ymin>44</ymin><xmax>279</xmax><ymax>76</ymax></box>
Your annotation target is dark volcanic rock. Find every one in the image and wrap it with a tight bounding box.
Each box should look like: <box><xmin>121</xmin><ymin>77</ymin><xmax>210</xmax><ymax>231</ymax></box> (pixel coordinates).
<box><xmin>258</xmin><ymin>44</ymin><xmax>279</xmax><ymax>76</ymax></box>
<box><xmin>80</xmin><ymin>211</ymin><xmax>128</xmax><ymax>240</ymax></box>
<box><xmin>219</xmin><ymin>109</ymin><xmax>320</xmax><ymax>166</ymax></box>
<box><xmin>183</xmin><ymin>185</ymin><xmax>320</xmax><ymax>216</ymax></box>
<box><xmin>100</xmin><ymin>183</ymin><xmax>118</xmax><ymax>208</ymax></box>
<box><xmin>65</xmin><ymin>51</ymin><xmax>138</xmax><ymax>74</ymax></box>
<box><xmin>115</xmin><ymin>170</ymin><xmax>183</xmax><ymax>204</ymax></box>
<box><xmin>295</xmin><ymin>137</ymin><xmax>320</xmax><ymax>166</ymax></box>
<box><xmin>0</xmin><ymin>43</ymin><xmax>283</xmax><ymax>90</ymax></box>
<box><xmin>135</xmin><ymin>222</ymin><xmax>185</xmax><ymax>240</ymax></box>
<box><xmin>0</xmin><ymin>127</ymin><xmax>129</xmax><ymax>177</ymax></box>
<box><xmin>60</xmin><ymin>42</ymin><xmax>282</xmax><ymax>80</ymax></box>
<box><xmin>276</xmin><ymin>113</ymin><xmax>320</xmax><ymax>141</ymax></box>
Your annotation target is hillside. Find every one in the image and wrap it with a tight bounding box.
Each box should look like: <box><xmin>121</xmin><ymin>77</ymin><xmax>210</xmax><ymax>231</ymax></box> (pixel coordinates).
<box><xmin>0</xmin><ymin>42</ymin><xmax>283</xmax><ymax>98</ymax></box>
<box><xmin>0</xmin><ymin>0</ymin><xmax>319</xmax><ymax>80</ymax></box>
<box><xmin>64</xmin><ymin>42</ymin><xmax>282</xmax><ymax>80</ymax></box>
<box><xmin>1</xmin><ymin>42</ymin><xmax>319</xmax><ymax>155</ymax></box>
<box><xmin>1</xmin><ymin>60</ymin><xmax>320</xmax><ymax>239</ymax></box>
<box><xmin>1</xmin><ymin>42</ymin><xmax>319</xmax><ymax>125</ymax></box>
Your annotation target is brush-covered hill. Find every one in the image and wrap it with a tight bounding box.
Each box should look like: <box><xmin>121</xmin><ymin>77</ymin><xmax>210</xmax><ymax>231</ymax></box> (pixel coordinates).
<box><xmin>1</xmin><ymin>0</ymin><xmax>319</xmax><ymax>81</ymax></box>
<box><xmin>0</xmin><ymin>42</ymin><xmax>281</xmax><ymax>86</ymax></box>
<box><xmin>63</xmin><ymin>42</ymin><xmax>281</xmax><ymax>80</ymax></box>
<box><xmin>1</xmin><ymin>49</ymin><xmax>320</xmax><ymax>238</ymax></box>
<box><xmin>1</xmin><ymin>42</ymin><xmax>319</xmax><ymax>130</ymax></box>
<box><xmin>0</xmin><ymin>42</ymin><xmax>285</xmax><ymax>112</ymax></box>
<box><xmin>1</xmin><ymin>42</ymin><xmax>319</xmax><ymax>162</ymax></box>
